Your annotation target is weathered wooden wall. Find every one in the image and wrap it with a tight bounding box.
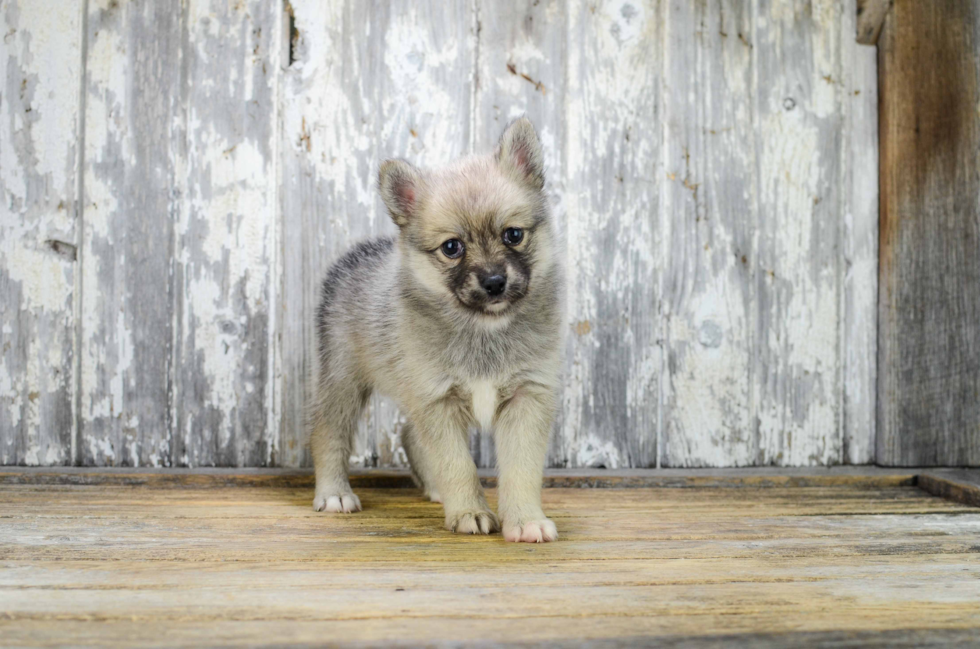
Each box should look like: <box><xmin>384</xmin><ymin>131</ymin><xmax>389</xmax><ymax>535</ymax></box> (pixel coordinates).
<box><xmin>876</xmin><ymin>0</ymin><xmax>980</xmax><ymax>466</ymax></box>
<box><xmin>1</xmin><ymin>0</ymin><xmax>879</xmax><ymax>468</ymax></box>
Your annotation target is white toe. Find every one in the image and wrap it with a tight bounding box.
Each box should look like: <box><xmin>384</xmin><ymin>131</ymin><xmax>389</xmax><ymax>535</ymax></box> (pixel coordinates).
<box><xmin>340</xmin><ymin>493</ymin><xmax>361</xmax><ymax>513</ymax></box>
<box><xmin>448</xmin><ymin>510</ymin><xmax>499</xmax><ymax>535</ymax></box>
<box><xmin>504</xmin><ymin>518</ymin><xmax>558</xmax><ymax>543</ymax></box>
<box><xmin>313</xmin><ymin>490</ymin><xmax>362</xmax><ymax>513</ymax></box>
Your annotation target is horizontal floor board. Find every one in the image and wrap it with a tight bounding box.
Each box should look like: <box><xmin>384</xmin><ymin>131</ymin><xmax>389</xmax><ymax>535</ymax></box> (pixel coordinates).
<box><xmin>4</xmin><ymin>617</ymin><xmax>980</xmax><ymax>649</ymax></box>
<box><xmin>2</xmin><ymin>554</ymin><xmax>977</xmax><ymax>590</ymax></box>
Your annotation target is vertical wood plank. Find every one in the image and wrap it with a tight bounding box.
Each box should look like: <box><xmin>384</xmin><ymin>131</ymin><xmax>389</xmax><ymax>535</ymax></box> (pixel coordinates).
<box><xmin>660</xmin><ymin>0</ymin><xmax>755</xmax><ymax>467</ymax></box>
<box><xmin>471</xmin><ymin>0</ymin><xmax>565</xmax><ymax>467</ymax></box>
<box><xmin>877</xmin><ymin>0</ymin><xmax>980</xmax><ymax>466</ymax></box>
<box><xmin>280</xmin><ymin>0</ymin><xmax>474</xmax><ymax>468</ymax></box>
<box><xmin>753</xmin><ymin>0</ymin><xmax>843</xmax><ymax>465</ymax></box>
<box><xmin>280</xmin><ymin>0</ymin><xmax>353</xmax><ymax>469</ymax></box>
<box><xmin>0</xmin><ymin>0</ymin><xmax>82</xmax><ymax>465</ymax></box>
<box><xmin>841</xmin><ymin>0</ymin><xmax>878</xmax><ymax>465</ymax></box>
<box><xmin>562</xmin><ymin>0</ymin><xmax>661</xmax><ymax>468</ymax></box>
<box><xmin>369</xmin><ymin>1</ymin><xmax>475</xmax><ymax>468</ymax></box>
<box><xmin>172</xmin><ymin>0</ymin><xmax>281</xmax><ymax>467</ymax></box>
<box><xmin>79</xmin><ymin>0</ymin><xmax>181</xmax><ymax>466</ymax></box>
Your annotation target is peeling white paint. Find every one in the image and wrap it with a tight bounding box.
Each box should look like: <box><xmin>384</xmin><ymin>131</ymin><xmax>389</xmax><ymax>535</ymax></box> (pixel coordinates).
<box><xmin>172</xmin><ymin>0</ymin><xmax>281</xmax><ymax>467</ymax></box>
<box><xmin>570</xmin><ymin>434</ymin><xmax>623</xmax><ymax>469</ymax></box>
<box><xmin>560</xmin><ymin>0</ymin><xmax>661</xmax><ymax>467</ymax></box>
<box><xmin>754</xmin><ymin>0</ymin><xmax>844</xmax><ymax>465</ymax></box>
<box><xmin>1</xmin><ymin>245</ymin><xmax>71</xmax><ymax>314</ymax></box>
<box><xmin>840</xmin><ymin>0</ymin><xmax>878</xmax><ymax>465</ymax></box>
<box><xmin>0</xmin><ymin>0</ymin><xmax>81</xmax><ymax>465</ymax></box>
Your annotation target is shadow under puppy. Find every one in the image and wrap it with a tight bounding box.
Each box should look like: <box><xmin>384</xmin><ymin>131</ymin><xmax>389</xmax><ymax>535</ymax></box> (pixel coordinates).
<box><xmin>309</xmin><ymin>117</ymin><xmax>563</xmax><ymax>543</ymax></box>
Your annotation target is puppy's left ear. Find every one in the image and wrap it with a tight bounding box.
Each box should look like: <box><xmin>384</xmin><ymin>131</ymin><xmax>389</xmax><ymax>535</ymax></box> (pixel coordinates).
<box><xmin>379</xmin><ymin>159</ymin><xmax>424</xmax><ymax>227</ymax></box>
<box><xmin>497</xmin><ymin>117</ymin><xmax>544</xmax><ymax>191</ymax></box>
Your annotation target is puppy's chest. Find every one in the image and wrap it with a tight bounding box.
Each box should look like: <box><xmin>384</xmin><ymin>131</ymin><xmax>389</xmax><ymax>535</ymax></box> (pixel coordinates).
<box><xmin>465</xmin><ymin>378</ymin><xmax>498</xmax><ymax>431</ymax></box>
<box><xmin>447</xmin><ymin>326</ymin><xmax>542</xmax><ymax>377</ymax></box>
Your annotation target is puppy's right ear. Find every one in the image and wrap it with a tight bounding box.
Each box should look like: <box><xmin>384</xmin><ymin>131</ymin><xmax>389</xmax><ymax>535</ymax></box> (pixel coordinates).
<box><xmin>379</xmin><ymin>159</ymin><xmax>423</xmax><ymax>227</ymax></box>
<box><xmin>497</xmin><ymin>117</ymin><xmax>545</xmax><ymax>191</ymax></box>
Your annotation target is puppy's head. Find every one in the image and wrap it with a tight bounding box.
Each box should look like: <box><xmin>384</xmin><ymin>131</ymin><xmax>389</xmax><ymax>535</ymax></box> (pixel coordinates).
<box><xmin>379</xmin><ymin>117</ymin><xmax>555</xmax><ymax>321</ymax></box>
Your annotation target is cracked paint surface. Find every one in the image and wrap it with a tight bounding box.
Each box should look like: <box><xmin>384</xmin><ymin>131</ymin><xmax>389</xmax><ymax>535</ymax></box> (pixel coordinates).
<box><xmin>0</xmin><ymin>0</ymin><xmax>81</xmax><ymax>466</ymax></box>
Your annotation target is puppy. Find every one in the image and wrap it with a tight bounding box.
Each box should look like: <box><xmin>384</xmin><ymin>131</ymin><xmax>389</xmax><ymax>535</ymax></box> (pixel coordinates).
<box><xmin>309</xmin><ymin>117</ymin><xmax>563</xmax><ymax>543</ymax></box>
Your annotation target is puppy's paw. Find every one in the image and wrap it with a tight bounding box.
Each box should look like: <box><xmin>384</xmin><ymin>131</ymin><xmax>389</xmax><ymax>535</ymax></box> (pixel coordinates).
<box><xmin>313</xmin><ymin>489</ymin><xmax>362</xmax><ymax>513</ymax></box>
<box><xmin>426</xmin><ymin>489</ymin><xmax>443</xmax><ymax>504</ymax></box>
<box><xmin>446</xmin><ymin>509</ymin><xmax>499</xmax><ymax>535</ymax></box>
<box><xmin>503</xmin><ymin>517</ymin><xmax>558</xmax><ymax>543</ymax></box>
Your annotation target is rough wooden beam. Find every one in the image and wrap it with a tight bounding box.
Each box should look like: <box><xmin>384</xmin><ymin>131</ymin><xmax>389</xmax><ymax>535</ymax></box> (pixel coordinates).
<box><xmin>856</xmin><ymin>0</ymin><xmax>892</xmax><ymax>45</ymax></box>
<box><xmin>917</xmin><ymin>471</ymin><xmax>980</xmax><ymax>508</ymax></box>
<box><xmin>877</xmin><ymin>0</ymin><xmax>980</xmax><ymax>466</ymax></box>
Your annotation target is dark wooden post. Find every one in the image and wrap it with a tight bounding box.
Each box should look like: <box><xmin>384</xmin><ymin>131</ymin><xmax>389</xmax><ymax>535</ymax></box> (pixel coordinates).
<box><xmin>877</xmin><ymin>0</ymin><xmax>980</xmax><ymax>465</ymax></box>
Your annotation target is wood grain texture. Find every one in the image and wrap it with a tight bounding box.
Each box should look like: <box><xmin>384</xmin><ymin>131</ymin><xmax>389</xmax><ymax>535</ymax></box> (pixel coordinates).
<box><xmin>841</xmin><ymin>0</ymin><xmax>878</xmax><ymax>464</ymax></box>
<box><xmin>561</xmin><ymin>0</ymin><xmax>661</xmax><ymax>468</ymax></box>
<box><xmin>78</xmin><ymin>0</ymin><xmax>181</xmax><ymax>466</ymax></box>
<box><xmin>172</xmin><ymin>0</ymin><xmax>281</xmax><ymax>467</ymax></box>
<box><xmin>0</xmin><ymin>481</ymin><xmax>977</xmax><ymax>647</ymax></box>
<box><xmin>0</xmin><ymin>0</ymin><xmax>82</xmax><ymax>465</ymax></box>
<box><xmin>3</xmin><ymin>626</ymin><xmax>979</xmax><ymax>649</ymax></box>
<box><xmin>661</xmin><ymin>0</ymin><xmax>754</xmax><ymax>467</ymax></box>
<box><xmin>753</xmin><ymin>0</ymin><xmax>844</xmax><ymax>466</ymax></box>
<box><xmin>877</xmin><ymin>0</ymin><xmax>980</xmax><ymax>466</ymax></box>
<box><xmin>662</xmin><ymin>0</ymin><xmax>877</xmax><ymax>467</ymax></box>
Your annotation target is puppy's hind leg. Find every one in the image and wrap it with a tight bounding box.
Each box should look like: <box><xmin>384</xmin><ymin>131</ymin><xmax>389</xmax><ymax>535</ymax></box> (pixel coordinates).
<box><xmin>401</xmin><ymin>422</ymin><xmax>442</xmax><ymax>503</ymax></box>
<box><xmin>310</xmin><ymin>377</ymin><xmax>368</xmax><ymax>513</ymax></box>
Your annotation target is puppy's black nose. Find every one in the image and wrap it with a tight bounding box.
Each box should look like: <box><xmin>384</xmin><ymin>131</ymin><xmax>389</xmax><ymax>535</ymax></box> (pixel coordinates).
<box><xmin>481</xmin><ymin>274</ymin><xmax>507</xmax><ymax>297</ymax></box>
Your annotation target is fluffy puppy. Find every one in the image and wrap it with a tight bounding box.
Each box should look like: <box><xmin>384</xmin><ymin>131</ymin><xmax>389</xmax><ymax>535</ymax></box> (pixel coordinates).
<box><xmin>309</xmin><ymin>117</ymin><xmax>563</xmax><ymax>543</ymax></box>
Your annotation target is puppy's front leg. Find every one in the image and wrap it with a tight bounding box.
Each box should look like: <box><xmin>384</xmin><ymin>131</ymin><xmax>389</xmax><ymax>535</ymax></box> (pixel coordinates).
<box><xmin>410</xmin><ymin>400</ymin><xmax>498</xmax><ymax>535</ymax></box>
<box><xmin>494</xmin><ymin>384</ymin><xmax>558</xmax><ymax>543</ymax></box>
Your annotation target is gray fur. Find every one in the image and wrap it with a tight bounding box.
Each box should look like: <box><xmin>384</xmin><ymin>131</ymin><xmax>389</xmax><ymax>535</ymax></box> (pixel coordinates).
<box><xmin>309</xmin><ymin>118</ymin><xmax>564</xmax><ymax>542</ymax></box>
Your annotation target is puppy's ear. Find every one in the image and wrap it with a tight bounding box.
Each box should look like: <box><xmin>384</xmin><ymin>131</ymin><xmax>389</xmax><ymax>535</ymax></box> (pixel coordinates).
<box><xmin>497</xmin><ymin>116</ymin><xmax>544</xmax><ymax>190</ymax></box>
<box><xmin>379</xmin><ymin>159</ymin><xmax>423</xmax><ymax>226</ymax></box>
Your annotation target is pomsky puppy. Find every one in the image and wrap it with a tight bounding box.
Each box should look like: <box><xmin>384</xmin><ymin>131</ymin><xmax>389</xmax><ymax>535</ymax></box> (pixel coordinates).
<box><xmin>309</xmin><ymin>117</ymin><xmax>563</xmax><ymax>543</ymax></box>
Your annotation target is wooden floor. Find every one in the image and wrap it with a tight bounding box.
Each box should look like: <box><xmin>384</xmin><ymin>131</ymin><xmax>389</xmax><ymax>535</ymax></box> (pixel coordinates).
<box><xmin>2</xmin><ymin>471</ymin><xmax>980</xmax><ymax>647</ymax></box>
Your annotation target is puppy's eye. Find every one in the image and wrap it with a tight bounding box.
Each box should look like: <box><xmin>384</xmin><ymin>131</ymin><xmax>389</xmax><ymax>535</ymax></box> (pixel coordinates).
<box><xmin>502</xmin><ymin>227</ymin><xmax>524</xmax><ymax>246</ymax></box>
<box><xmin>441</xmin><ymin>239</ymin><xmax>464</xmax><ymax>259</ymax></box>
